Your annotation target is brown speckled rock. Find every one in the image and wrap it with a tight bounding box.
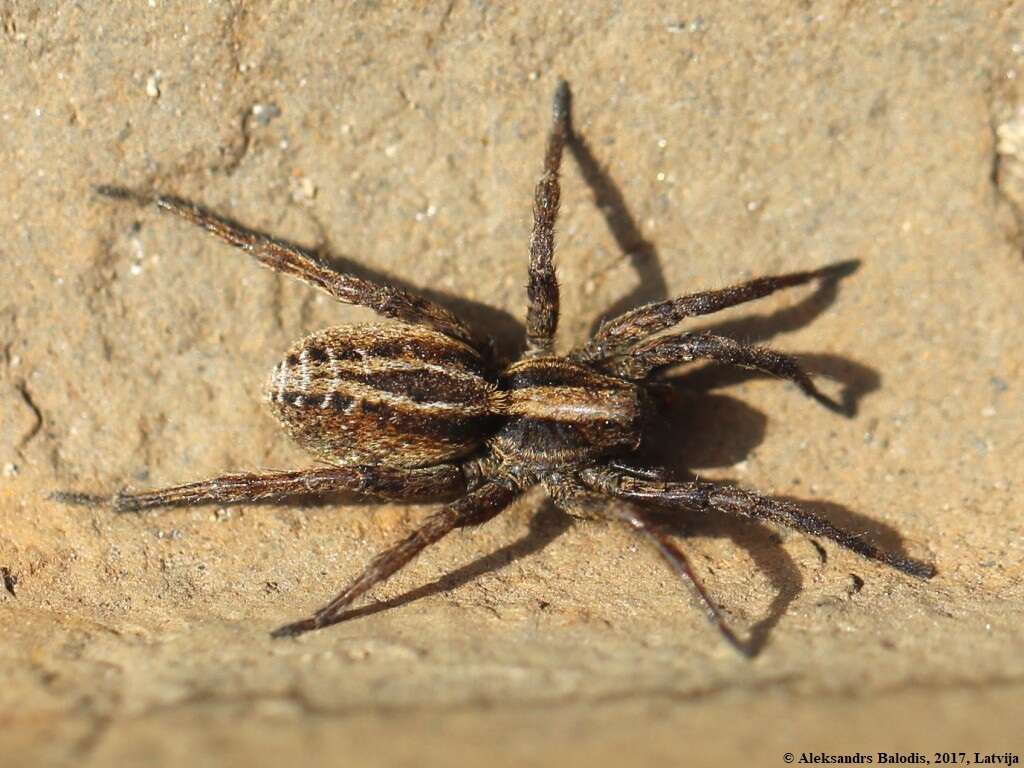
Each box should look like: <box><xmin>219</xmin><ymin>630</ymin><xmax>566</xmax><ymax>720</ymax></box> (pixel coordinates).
<box><xmin>1</xmin><ymin>3</ymin><xmax>1022</xmax><ymax>765</ymax></box>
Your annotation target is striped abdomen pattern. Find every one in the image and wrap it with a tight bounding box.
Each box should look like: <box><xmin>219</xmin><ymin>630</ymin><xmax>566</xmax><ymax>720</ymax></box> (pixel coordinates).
<box><xmin>266</xmin><ymin>323</ymin><xmax>495</xmax><ymax>468</ymax></box>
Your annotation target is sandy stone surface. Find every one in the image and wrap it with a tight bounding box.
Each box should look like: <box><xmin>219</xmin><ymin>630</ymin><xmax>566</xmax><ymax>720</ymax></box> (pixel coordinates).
<box><xmin>2</xmin><ymin>2</ymin><xmax>1023</xmax><ymax>766</ymax></box>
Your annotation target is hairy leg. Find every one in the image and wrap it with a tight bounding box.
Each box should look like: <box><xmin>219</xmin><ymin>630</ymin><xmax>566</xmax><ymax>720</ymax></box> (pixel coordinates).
<box><xmin>525</xmin><ymin>81</ymin><xmax>571</xmax><ymax>355</ymax></box>
<box><xmin>272</xmin><ymin>481</ymin><xmax>518</xmax><ymax>637</ymax></box>
<box><xmin>618</xmin><ymin>505</ymin><xmax>751</xmax><ymax>656</ymax></box>
<box><xmin>94</xmin><ymin>186</ymin><xmax>476</xmax><ymax>345</ymax></box>
<box><xmin>545</xmin><ymin>475</ymin><xmax>748</xmax><ymax>655</ymax></box>
<box><xmin>607</xmin><ymin>330</ymin><xmax>846</xmax><ymax>414</ymax></box>
<box><xmin>574</xmin><ymin>261</ymin><xmax>858</xmax><ymax>362</ymax></box>
<box><xmin>579</xmin><ymin>467</ymin><xmax>936</xmax><ymax>579</ymax></box>
<box><xmin>52</xmin><ymin>464</ymin><xmax>467</xmax><ymax>512</ymax></box>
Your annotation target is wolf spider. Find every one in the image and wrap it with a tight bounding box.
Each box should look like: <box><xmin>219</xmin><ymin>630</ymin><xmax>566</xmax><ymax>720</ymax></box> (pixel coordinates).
<box><xmin>56</xmin><ymin>81</ymin><xmax>934</xmax><ymax>654</ymax></box>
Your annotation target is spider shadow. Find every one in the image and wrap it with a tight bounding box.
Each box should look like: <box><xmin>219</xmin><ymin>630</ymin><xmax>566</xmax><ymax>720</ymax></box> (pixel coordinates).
<box><xmin>660</xmin><ymin>488</ymin><xmax>931</xmax><ymax>657</ymax></box>
<box><xmin>328</xmin><ymin>497</ymin><xmax>573</xmax><ymax>624</ymax></box>
<box><xmin>635</xmin><ymin>377</ymin><xmax>926</xmax><ymax>656</ymax></box>
<box><xmin>173</xmin><ymin>121</ymin><xmax>887</xmax><ymax>652</ymax></box>
<box><xmin>563</xmin><ymin>134</ymin><xmax>890</xmax><ymax>655</ymax></box>
<box><xmin>640</xmin><ymin>503</ymin><xmax>800</xmax><ymax>658</ymax></box>
<box><xmin>567</xmin><ymin>130</ymin><xmax>669</xmax><ymax>329</ymax></box>
<box><xmin>672</xmin><ymin>352</ymin><xmax>882</xmax><ymax>419</ymax></box>
<box><xmin>314</xmin><ymin>382</ymin><xmax>904</xmax><ymax>657</ymax></box>
<box><xmin>636</xmin><ymin>387</ymin><xmax>800</xmax><ymax>655</ymax></box>
<box><xmin>569</xmin><ymin>124</ymin><xmax>858</xmax><ymax>347</ymax></box>
<box><xmin>312</xmin><ymin>245</ymin><xmax>525</xmax><ymax>365</ymax></box>
<box><xmin>125</xmin><ymin>192</ymin><xmax>526</xmax><ymax>364</ymax></box>
<box><xmin>691</xmin><ymin>261</ymin><xmax>861</xmax><ymax>347</ymax></box>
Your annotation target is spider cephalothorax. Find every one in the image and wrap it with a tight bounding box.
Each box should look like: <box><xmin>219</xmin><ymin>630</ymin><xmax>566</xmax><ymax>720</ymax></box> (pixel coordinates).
<box><xmin>56</xmin><ymin>82</ymin><xmax>934</xmax><ymax>654</ymax></box>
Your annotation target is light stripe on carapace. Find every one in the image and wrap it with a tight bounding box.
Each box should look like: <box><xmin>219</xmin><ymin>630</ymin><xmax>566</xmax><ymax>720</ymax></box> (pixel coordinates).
<box><xmin>267</xmin><ymin>323</ymin><xmax>496</xmax><ymax>467</ymax></box>
<box><xmin>489</xmin><ymin>357</ymin><xmax>645</xmax><ymax>469</ymax></box>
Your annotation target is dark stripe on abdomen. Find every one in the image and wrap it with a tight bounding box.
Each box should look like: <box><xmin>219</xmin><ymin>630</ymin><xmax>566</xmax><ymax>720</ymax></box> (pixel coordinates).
<box><xmin>273</xmin><ymin>391</ymin><xmax>493</xmax><ymax>467</ymax></box>
<box><xmin>330</xmin><ymin>367</ymin><xmax>491</xmax><ymax>406</ymax></box>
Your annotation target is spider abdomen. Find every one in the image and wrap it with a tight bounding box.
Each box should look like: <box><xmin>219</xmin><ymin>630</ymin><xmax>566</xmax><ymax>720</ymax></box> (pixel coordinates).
<box><xmin>267</xmin><ymin>323</ymin><xmax>495</xmax><ymax>467</ymax></box>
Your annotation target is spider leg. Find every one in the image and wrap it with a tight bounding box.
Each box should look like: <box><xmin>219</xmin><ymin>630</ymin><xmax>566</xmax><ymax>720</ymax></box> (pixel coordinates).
<box><xmin>573</xmin><ymin>260</ymin><xmax>859</xmax><ymax>362</ymax></box>
<box><xmin>606</xmin><ymin>460</ymin><xmax>670</xmax><ymax>482</ymax></box>
<box><xmin>525</xmin><ymin>80</ymin><xmax>571</xmax><ymax>355</ymax></box>
<box><xmin>271</xmin><ymin>481</ymin><xmax>518</xmax><ymax>637</ymax></box>
<box><xmin>544</xmin><ymin>475</ymin><xmax>749</xmax><ymax>655</ymax></box>
<box><xmin>52</xmin><ymin>464</ymin><xmax>467</xmax><ymax>513</ymax></box>
<box><xmin>579</xmin><ymin>467</ymin><xmax>936</xmax><ymax>579</ymax></box>
<box><xmin>607</xmin><ymin>330</ymin><xmax>847</xmax><ymax>414</ymax></box>
<box><xmin>617</xmin><ymin>505</ymin><xmax>751</xmax><ymax>656</ymax></box>
<box><xmin>94</xmin><ymin>185</ymin><xmax>476</xmax><ymax>346</ymax></box>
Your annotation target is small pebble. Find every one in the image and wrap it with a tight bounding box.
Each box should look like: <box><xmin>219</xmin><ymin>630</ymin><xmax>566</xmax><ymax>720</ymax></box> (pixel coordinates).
<box><xmin>146</xmin><ymin>72</ymin><xmax>161</xmax><ymax>99</ymax></box>
<box><xmin>252</xmin><ymin>103</ymin><xmax>281</xmax><ymax>126</ymax></box>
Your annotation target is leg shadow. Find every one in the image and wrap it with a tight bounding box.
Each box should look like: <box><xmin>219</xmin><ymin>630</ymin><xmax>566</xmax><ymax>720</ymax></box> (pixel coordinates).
<box><xmin>122</xmin><ymin>191</ymin><xmax>525</xmax><ymax>365</ymax></box>
<box><xmin>671</xmin><ymin>352</ymin><xmax>882</xmax><ymax>418</ymax></box>
<box><xmin>633</xmin><ymin>386</ymin><xmax>800</xmax><ymax>655</ymax></box>
<box><xmin>629</xmin><ymin>366</ymin><xmax>923</xmax><ymax>655</ymax></box>
<box><xmin>647</xmin><ymin>505</ymin><xmax>803</xmax><ymax>658</ymax></box>
<box><xmin>777</xmin><ymin>494</ymin><xmax>934</xmax><ymax>577</ymax></box>
<box><xmin>333</xmin><ymin>498</ymin><xmax>573</xmax><ymax>623</ymax></box>
<box><xmin>313</xmin><ymin>244</ymin><xmax>523</xmax><ymax>365</ymax></box>
<box><xmin>640</xmin><ymin>481</ymin><xmax>933</xmax><ymax>657</ymax></box>
<box><xmin>567</xmin><ymin>131</ymin><xmax>669</xmax><ymax>335</ymax></box>
<box><xmin>692</xmin><ymin>263</ymin><xmax>857</xmax><ymax>345</ymax></box>
<box><xmin>567</xmin><ymin>117</ymin><xmax>861</xmax><ymax>351</ymax></box>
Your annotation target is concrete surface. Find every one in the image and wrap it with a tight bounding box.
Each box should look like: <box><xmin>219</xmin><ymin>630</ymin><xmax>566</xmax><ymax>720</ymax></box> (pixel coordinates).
<box><xmin>1</xmin><ymin>2</ymin><xmax>1023</xmax><ymax>766</ymax></box>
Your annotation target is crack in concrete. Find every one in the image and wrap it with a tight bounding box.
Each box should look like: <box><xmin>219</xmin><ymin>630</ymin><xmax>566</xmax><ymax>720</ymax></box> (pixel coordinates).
<box><xmin>43</xmin><ymin>667</ymin><xmax>1021</xmax><ymax>763</ymax></box>
<box><xmin>989</xmin><ymin>85</ymin><xmax>1024</xmax><ymax>252</ymax></box>
<box><xmin>51</xmin><ymin>667</ymin><xmax>1024</xmax><ymax>745</ymax></box>
<box><xmin>67</xmin><ymin>673</ymin><xmax>802</xmax><ymax>737</ymax></box>
<box><xmin>215</xmin><ymin>106</ymin><xmax>255</xmax><ymax>177</ymax></box>
<box><xmin>0</xmin><ymin>566</ymin><xmax>17</xmax><ymax>597</ymax></box>
<box><xmin>15</xmin><ymin>379</ymin><xmax>43</xmax><ymax>452</ymax></box>
<box><xmin>72</xmin><ymin>713</ymin><xmax>112</xmax><ymax>763</ymax></box>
